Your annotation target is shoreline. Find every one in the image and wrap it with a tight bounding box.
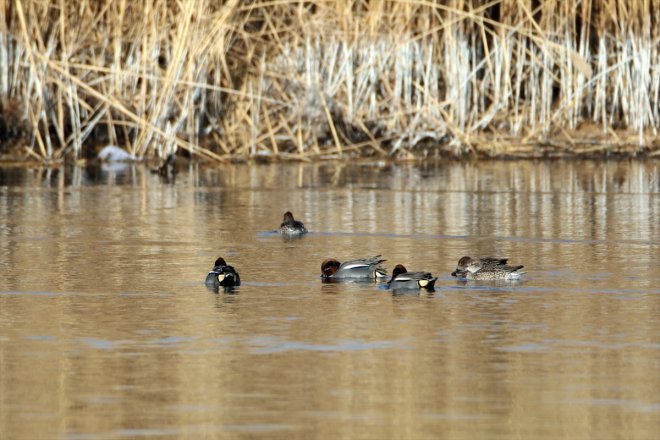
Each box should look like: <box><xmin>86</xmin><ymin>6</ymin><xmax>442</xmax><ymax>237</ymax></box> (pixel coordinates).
<box><xmin>1</xmin><ymin>140</ymin><xmax>659</xmax><ymax>168</ymax></box>
<box><xmin>3</xmin><ymin>128</ymin><xmax>660</xmax><ymax>165</ymax></box>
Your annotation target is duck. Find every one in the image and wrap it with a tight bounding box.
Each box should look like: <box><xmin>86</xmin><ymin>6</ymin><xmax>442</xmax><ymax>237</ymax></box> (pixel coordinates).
<box><xmin>451</xmin><ymin>256</ymin><xmax>509</xmax><ymax>276</ymax></box>
<box><xmin>387</xmin><ymin>264</ymin><xmax>437</xmax><ymax>290</ymax></box>
<box><xmin>205</xmin><ymin>257</ymin><xmax>241</xmax><ymax>288</ymax></box>
<box><xmin>278</xmin><ymin>211</ymin><xmax>308</xmax><ymax>235</ymax></box>
<box><xmin>451</xmin><ymin>256</ymin><xmax>524</xmax><ymax>280</ymax></box>
<box><xmin>321</xmin><ymin>255</ymin><xmax>388</xmax><ymax>280</ymax></box>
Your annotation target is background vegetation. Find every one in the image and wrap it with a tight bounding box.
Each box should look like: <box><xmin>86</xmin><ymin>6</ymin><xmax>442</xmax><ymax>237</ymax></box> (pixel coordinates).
<box><xmin>1</xmin><ymin>0</ymin><xmax>659</xmax><ymax>163</ymax></box>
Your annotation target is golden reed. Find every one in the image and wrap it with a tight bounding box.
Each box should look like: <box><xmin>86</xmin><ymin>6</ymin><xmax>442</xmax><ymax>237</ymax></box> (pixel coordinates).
<box><xmin>1</xmin><ymin>0</ymin><xmax>659</xmax><ymax>162</ymax></box>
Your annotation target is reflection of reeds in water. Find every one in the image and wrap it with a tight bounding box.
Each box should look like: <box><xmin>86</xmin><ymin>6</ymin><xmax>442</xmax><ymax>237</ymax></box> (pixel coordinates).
<box><xmin>1</xmin><ymin>1</ymin><xmax>659</xmax><ymax>161</ymax></box>
<box><xmin>2</xmin><ymin>160</ymin><xmax>658</xmax><ymax>439</ymax></box>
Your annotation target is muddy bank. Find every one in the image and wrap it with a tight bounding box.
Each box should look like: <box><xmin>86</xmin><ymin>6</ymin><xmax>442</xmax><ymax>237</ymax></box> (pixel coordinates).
<box><xmin>1</xmin><ymin>127</ymin><xmax>659</xmax><ymax>164</ymax></box>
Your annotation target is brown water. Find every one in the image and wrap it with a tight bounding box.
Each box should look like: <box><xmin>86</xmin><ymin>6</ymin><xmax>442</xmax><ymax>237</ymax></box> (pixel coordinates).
<box><xmin>0</xmin><ymin>160</ymin><xmax>658</xmax><ymax>439</ymax></box>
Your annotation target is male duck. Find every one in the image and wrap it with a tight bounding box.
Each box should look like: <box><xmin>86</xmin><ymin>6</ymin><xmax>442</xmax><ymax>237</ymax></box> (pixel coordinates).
<box><xmin>205</xmin><ymin>257</ymin><xmax>241</xmax><ymax>288</ymax></box>
<box><xmin>321</xmin><ymin>255</ymin><xmax>387</xmax><ymax>280</ymax></box>
<box><xmin>388</xmin><ymin>264</ymin><xmax>437</xmax><ymax>290</ymax></box>
<box><xmin>278</xmin><ymin>211</ymin><xmax>308</xmax><ymax>235</ymax></box>
<box><xmin>451</xmin><ymin>256</ymin><xmax>524</xmax><ymax>280</ymax></box>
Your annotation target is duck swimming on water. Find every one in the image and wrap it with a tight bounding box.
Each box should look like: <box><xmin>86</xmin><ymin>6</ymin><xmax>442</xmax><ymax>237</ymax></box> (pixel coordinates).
<box><xmin>205</xmin><ymin>257</ymin><xmax>241</xmax><ymax>288</ymax></box>
<box><xmin>321</xmin><ymin>255</ymin><xmax>387</xmax><ymax>280</ymax></box>
<box><xmin>451</xmin><ymin>256</ymin><xmax>524</xmax><ymax>281</ymax></box>
<box><xmin>278</xmin><ymin>211</ymin><xmax>308</xmax><ymax>236</ymax></box>
<box><xmin>387</xmin><ymin>264</ymin><xmax>437</xmax><ymax>290</ymax></box>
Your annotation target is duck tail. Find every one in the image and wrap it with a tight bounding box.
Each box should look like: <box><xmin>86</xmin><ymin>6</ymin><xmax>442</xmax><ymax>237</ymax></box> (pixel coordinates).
<box><xmin>375</xmin><ymin>266</ymin><xmax>388</xmax><ymax>278</ymax></box>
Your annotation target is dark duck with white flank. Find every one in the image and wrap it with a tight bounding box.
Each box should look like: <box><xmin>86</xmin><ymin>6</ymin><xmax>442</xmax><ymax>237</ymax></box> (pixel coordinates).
<box><xmin>387</xmin><ymin>264</ymin><xmax>437</xmax><ymax>290</ymax></box>
<box><xmin>205</xmin><ymin>257</ymin><xmax>241</xmax><ymax>288</ymax></box>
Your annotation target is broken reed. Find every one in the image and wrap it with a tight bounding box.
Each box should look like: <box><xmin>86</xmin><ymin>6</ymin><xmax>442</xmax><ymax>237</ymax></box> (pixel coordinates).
<box><xmin>1</xmin><ymin>0</ymin><xmax>659</xmax><ymax>162</ymax></box>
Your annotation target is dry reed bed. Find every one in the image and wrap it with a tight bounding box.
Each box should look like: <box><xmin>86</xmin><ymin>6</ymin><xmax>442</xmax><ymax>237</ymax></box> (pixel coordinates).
<box><xmin>0</xmin><ymin>0</ymin><xmax>659</xmax><ymax>163</ymax></box>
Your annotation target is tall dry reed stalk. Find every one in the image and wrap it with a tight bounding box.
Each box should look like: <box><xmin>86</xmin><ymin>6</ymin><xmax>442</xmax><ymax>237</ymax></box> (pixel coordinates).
<box><xmin>2</xmin><ymin>0</ymin><xmax>240</xmax><ymax>162</ymax></box>
<box><xmin>0</xmin><ymin>0</ymin><xmax>659</xmax><ymax>162</ymax></box>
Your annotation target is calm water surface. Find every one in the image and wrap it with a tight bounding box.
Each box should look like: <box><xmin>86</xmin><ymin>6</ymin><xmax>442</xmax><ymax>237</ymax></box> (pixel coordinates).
<box><xmin>0</xmin><ymin>160</ymin><xmax>658</xmax><ymax>439</ymax></box>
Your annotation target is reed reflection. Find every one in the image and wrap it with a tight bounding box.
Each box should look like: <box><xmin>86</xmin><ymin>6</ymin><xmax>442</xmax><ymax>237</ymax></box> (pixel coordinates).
<box><xmin>0</xmin><ymin>160</ymin><xmax>657</xmax><ymax>439</ymax></box>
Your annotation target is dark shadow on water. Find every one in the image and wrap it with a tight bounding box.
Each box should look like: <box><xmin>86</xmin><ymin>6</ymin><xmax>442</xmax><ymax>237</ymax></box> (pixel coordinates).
<box><xmin>378</xmin><ymin>283</ymin><xmax>437</xmax><ymax>296</ymax></box>
<box><xmin>206</xmin><ymin>285</ymin><xmax>239</xmax><ymax>295</ymax></box>
<box><xmin>257</xmin><ymin>230</ymin><xmax>308</xmax><ymax>243</ymax></box>
<box><xmin>391</xmin><ymin>289</ymin><xmax>437</xmax><ymax>298</ymax></box>
<box><xmin>280</xmin><ymin>234</ymin><xmax>306</xmax><ymax>243</ymax></box>
<box><xmin>453</xmin><ymin>279</ymin><xmax>527</xmax><ymax>290</ymax></box>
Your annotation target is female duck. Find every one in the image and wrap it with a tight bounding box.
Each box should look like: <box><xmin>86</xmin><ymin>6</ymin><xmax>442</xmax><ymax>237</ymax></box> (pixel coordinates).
<box><xmin>388</xmin><ymin>264</ymin><xmax>437</xmax><ymax>290</ymax></box>
<box><xmin>205</xmin><ymin>257</ymin><xmax>241</xmax><ymax>288</ymax></box>
<box><xmin>278</xmin><ymin>211</ymin><xmax>308</xmax><ymax>235</ymax></box>
<box><xmin>321</xmin><ymin>255</ymin><xmax>387</xmax><ymax>280</ymax></box>
<box><xmin>451</xmin><ymin>256</ymin><xmax>524</xmax><ymax>280</ymax></box>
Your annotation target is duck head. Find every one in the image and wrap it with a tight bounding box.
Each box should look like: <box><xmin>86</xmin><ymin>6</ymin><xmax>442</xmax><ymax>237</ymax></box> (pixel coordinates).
<box><xmin>451</xmin><ymin>256</ymin><xmax>473</xmax><ymax>276</ymax></box>
<box><xmin>321</xmin><ymin>258</ymin><xmax>341</xmax><ymax>277</ymax></box>
<box><xmin>388</xmin><ymin>264</ymin><xmax>408</xmax><ymax>283</ymax></box>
